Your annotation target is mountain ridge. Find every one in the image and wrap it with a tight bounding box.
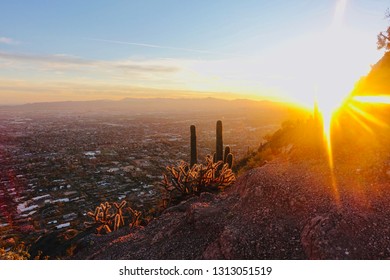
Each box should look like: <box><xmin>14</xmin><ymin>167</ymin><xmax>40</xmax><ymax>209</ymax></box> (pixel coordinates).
<box><xmin>0</xmin><ymin>97</ymin><xmax>307</xmax><ymax>121</ymax></box>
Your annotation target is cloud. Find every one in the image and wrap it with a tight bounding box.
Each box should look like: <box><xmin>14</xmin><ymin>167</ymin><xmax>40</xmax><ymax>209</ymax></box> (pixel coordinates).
<box><xmin>0</xmin><ymin>51</ymin><xmax>180</xmax><ymax>73</ymax></box>
<box><xmin>0</xmin><ymin>51</ymin><xmax>92</xmax><ymax>66</ymax></box>
<box><xmin>87</xmin><ymin>38</ymin><xmax>244</xmax><ymax>57</ymax></box>
<box><xmin>0</xmin><ymin>50</ymin><xmax>188</xmax><ymax>99</ymax></box>
<box><xmin>0</xmin><ymin>37</ymin><xmax>19</xmax><ymax>45</ymax></box>
<box><xmin>0</xmin><ymin>50</ymin><xmax>275</xmax><ymax>100</ymax></box>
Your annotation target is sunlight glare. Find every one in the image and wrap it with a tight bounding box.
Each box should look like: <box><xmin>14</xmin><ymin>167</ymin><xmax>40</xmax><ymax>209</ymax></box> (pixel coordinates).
<box><xmin>353</xmin><ymin>95</ymin><xmax>390</xmax><ymax>104</ymax></box>
<box><xmin>348</xmin><ymin>103</ymin><xmax>389</xmax><ymax>128</ymax></box>
<box><xmin>332</xmin><ymin>0</ymin><xmax>348</xmax><ymax>28</ymax></box>
<box><xmin>312</xmin><ymin>0</ymin><xmax>351</xmax><ymax>205</ymax></box>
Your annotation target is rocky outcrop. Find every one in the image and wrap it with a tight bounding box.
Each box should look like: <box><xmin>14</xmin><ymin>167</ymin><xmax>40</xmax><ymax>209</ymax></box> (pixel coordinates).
<box><xmin>353</xmin><ymin>51</ymin><xmax>390</xmax><ymax>96</ymax></box>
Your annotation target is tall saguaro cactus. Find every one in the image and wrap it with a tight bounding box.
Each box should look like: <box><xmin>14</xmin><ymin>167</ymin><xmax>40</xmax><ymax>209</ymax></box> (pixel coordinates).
<box><xmin>225</xmin><ymin>153</ymin><xmax>233</xmax><ymax>169</ymax></box>
<box><xmin>190</xmin><ymin>125</ymin><xmax>197</xmax><ymax>167</ymax></box>
<box><xmin>223</xmin><ymin>145</ymin><xmax>233</xmax><ymax>169</ymax></box>
<box><xmin>223</xmin><ymin>146</ymin><xmax>231</xmax><ymax>163</ymax></box>
<box><xmin>216</xmin><ymin>120</ymin><xmax>223</xmax><ymax>162</ymax></box>
<box><xmin>188</xmin><ymin>120</ymin><xmax>233</xmax><ymax>170</ymax></box>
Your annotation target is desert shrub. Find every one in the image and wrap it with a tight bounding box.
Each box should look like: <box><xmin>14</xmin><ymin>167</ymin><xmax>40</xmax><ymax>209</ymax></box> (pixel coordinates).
<box><xmin>0</xmin><ymin>243</ymin><xmax>30</xmax><ymax>260</ymax></box>
<box><xmin>161</xmin><ymin>155</ymin><xmax>235</xmax><ymax>205</ymax></box>
<box><xmin>85</xmin><ymin>200</ymin><xmax>141</xmax><ymax>234</ymax></box>
<box><xmin>241</xmin><ymin>147</ymin><xmax>274</xmax><ymax>173</ymax></box>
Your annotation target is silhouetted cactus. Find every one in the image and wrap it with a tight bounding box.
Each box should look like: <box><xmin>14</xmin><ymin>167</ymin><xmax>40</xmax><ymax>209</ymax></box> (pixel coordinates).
<box><xmin>190</xmin><ymin>125</ymin><xmax>197</xmax><ymax>167</ymax></box>
<box><xmin>167</xmin><ymin>120</ymin><xmax>235</xmax><ymax>205</ymax></box>
<box><xmin>224</xmin><ymin>146</ymin><xmax>231</xmax><ymax>163</ymax></box>
<box><xmin>189</xmin><ymin>121</ymin><xmax>233</xmax><ymax>168</ymax></box>
<box><xmin>216</xmin><ymin>120</ymin><xmax>223</xmax><ymax>162</ymax></box>
<box><xmin>225</xmin><ymin>153</ymin><xmax>233</xmax><ymax>169</ymax></box>
<box><xmin>223</xmin><ymin>146</ymin><xmax>233</xmax><ymax>169</ymax></box>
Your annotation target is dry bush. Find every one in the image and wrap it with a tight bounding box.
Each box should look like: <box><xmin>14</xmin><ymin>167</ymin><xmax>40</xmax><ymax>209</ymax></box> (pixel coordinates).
<box><xmin>85</xmin><ymin>200</ymin><xmax>141</xmax><ymax>234</ymax></box>
<box><xmin>0</xmin><ymin>243</ymin><xmax>30</xmax><ymax>260</ymax></box>
<box><xmin>161</xmin><ymin>155</ymin><xmax>235</xmax><ymax>205</ymax></box>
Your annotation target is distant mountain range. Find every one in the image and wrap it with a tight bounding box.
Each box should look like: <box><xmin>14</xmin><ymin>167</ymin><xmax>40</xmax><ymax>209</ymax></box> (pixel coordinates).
<box><xmin>0</xmin><ymin>97</ymin><xmax>309</xmax><ymax>120</ymax></box>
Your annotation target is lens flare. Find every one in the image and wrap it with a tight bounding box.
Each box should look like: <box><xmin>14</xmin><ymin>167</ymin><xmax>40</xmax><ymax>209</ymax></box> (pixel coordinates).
<box><xmin>353</xmin><ymin>95</ymin><xmax>390</xmax><ymax>104</ymax></box>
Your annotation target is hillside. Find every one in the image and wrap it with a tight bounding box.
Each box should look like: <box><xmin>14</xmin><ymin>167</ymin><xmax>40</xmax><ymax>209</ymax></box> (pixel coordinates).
<box><xmin>65</xmin><ymin>52</ymin><xmax>390</xmax><ymax>260</ymax></box>
<box><xmin>11</xmin><ymin>51</ymin><xmax>390</xmax><ymax>260</ymax></box>
<box><xmin>68</xmin><ymin>158</ymin><xmax>390</xmax><ymax>259</ymax></box>
<box><xmin>352</xmin><ymin>51</ymin><xmax>390</xmax><ymax>96</ymax></box>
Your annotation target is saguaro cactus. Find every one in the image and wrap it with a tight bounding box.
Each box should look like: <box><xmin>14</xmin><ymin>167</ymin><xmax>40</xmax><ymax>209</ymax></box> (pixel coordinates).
<box><xmin>190</xmin><ymin>125</ymin><xmax>197</xmax><ymax>167</ymax></box>
<box><xmin>223</xmin><ymin>146</ymin><xmax>231</xmax><ymax>163</ymax></box>
<box><xmin>188</xmin><ymin>120</ymin><xmax>233</xmax><ymax>170</ymax></box>
<box><xmin>216</xmin><ymin>120</ymin><xmax>223</xmax><ymax>162</ymax></box>
<box><xmin>224</xmin><ymin>146</ymin><xmax>233</xmax><ymax>169</ymax></box>
<box><xmin>225</xmin><ymin>153</ymin><xmax>233</xmax><ymax>169</ymax></box>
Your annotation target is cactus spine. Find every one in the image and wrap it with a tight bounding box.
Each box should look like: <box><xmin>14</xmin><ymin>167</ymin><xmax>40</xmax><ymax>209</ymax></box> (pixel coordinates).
<box><xmin>190</xmin><ymin>125</ymin><xmax>197</xmax><ymax>167</ymax></box>
<box><xmin>216</xmin><ymin>120</ymin><xmax>223</xmax><ymax>162</ymax></box>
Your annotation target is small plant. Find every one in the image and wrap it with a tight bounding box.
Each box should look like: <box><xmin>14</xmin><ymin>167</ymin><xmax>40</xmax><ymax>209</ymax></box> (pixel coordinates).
<box><xmin>85</xmin><ymin>200</ymin><xmax>141</xmax><ymax>234</ymax></box>
<box><xmin>161</xmin><ymin>155</ymin><xmax>235</xmax><ymax>205</ymax></box>
<box><xmin>0</xmin><ymin>243</ymin><xmax>49</xmax><ymax>260</ymax></box>
<box><xmin>190</xmin><ymin>124</ymin><xmax>197</xmax><ymax>167</ymax></box>
<box><xmin>0</xmin><ymin>243</ymin><xmax>30</xmax><ymax>260</ymax></box>
<box><xmin>86</xmin><ymin>202</ymin><xmax>113</xmax><ymax>234</ymax></box>
<box><xmin>113</xmin><ymin>201</ymin><xmax>126</xmax><ymax>231</ymax></box>
<box><xmin>129</xmin><ymin>208</ymin><xmax>142</xmax><ymax>228</ymax></box>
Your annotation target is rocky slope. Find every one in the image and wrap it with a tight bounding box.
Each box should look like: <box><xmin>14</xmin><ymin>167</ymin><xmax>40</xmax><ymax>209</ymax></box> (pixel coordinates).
<box><xmin>353</xmin><ymin>51</ymin><xmax>390</xmax><ymax>96</ymax></box>
<box><xmin>69</xmin><ymin>158</ymin><xmax>390</xmax><ymax>260</ymax></box>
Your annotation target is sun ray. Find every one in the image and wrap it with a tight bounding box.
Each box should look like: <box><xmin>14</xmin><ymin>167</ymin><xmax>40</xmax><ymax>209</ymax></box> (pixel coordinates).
<box><xmin>332</xmin><ymin>0</ymin><xmax>348</xmax><ymax>28</ymax></box>
<box><xmin>348</xmin><ymin>103</ymin><xmax>389</xmax><ymax>128</ymax></box>
<box><xmin>353</xmin><ymin>95</ymin><xmax>390</xmax><ymax>104</ymax></box>
<box><xmin>345</xmin><ymin>105</ymin><xmax>375</xmax><ymax>134</ymax></box>
<box><xmin>310</xmin><ymin>0</ymin><xmax>351</xmax><ymax>206</ymax></box>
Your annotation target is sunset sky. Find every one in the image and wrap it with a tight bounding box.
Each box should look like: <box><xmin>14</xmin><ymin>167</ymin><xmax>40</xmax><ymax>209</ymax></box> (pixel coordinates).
<box><xmin>0</xmin><ymin>0</ymin><xmax>389</xmax><ymax>105</ymax></box>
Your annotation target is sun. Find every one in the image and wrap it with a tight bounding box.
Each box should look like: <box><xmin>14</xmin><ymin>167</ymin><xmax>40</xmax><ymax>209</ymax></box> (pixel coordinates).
<box><xmin>303</xmin><ymin>0</ymin><xmax>369</xmax><ymax>164</ymax></box>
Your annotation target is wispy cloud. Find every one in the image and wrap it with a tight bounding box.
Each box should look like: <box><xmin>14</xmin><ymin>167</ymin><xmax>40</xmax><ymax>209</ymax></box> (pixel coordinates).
<box><xmin>0</xmin><ymin>50</ymin><xmax>187</xmax><ymax>100</ymax></box>
<box><xmin>0</xmin><ymin>49</ymin><xmax>285</xmax><ymax>104</ymax></box>
<box><xmin>0</xmin><ymin>51</ymin><xmax>91</xmax><ymax>65</ymax></box>
<box><xmin>0</xmin><ymin>51</ymin><xmax>180</xmax><ymax>73</ymax></box>
<box><xmin>0</xmin><ymin>49</ymin><xmax>283</xmax><ymax>102</ymax></box>
<box><xmin>87</xmin><ymin>38</ymin><xmax>243</xmax><ymax>57</ymax></box>
<box><xmin>0</xmin><ymin>37</ymin><xmax>19</xmax><ymax>45</ymax></box>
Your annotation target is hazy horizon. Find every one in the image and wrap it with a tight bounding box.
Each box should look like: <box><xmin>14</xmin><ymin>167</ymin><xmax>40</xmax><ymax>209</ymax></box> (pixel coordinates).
<box><xmin>0</xmin><ymin>90</ymin><xmax>288</xmax><ymax>106</ymax></box>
